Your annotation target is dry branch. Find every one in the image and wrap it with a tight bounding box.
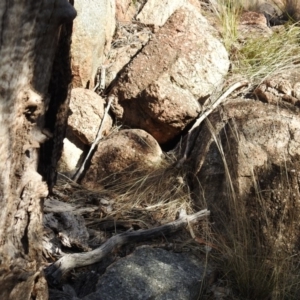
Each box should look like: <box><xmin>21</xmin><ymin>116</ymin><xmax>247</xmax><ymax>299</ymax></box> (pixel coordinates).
<box><xmin>73</xmin><ymin>95</ymin><xmax>113</xmax><ymax>182</ymax></box>
<box><xmin>45</xmin><ymin>208</ymin><xmax>210</xmax><ymax>282</ymax></box>
<box><xmin>177</xmin><ymin>80</ymin><xmax>249</xmax><ymax>167</ymax></box>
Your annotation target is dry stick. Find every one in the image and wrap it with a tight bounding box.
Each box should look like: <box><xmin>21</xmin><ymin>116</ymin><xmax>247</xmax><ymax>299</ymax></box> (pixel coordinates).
<box><xmin>177</xmin><ymin>80</ymin><xmax>249</xmax><ymax>168</ymax></box>
<box><xmin>73</xmin><ymin>95</ymin><xmax>114</xmax><ymax>182</ymax></box>
<box><xmin>45</xmin><ymin>208</ymin><xmax>210</xmax><ymax>281</ymax></box>
<box><xmin>99</xmin><ymin>65</ymin><xmax>106</xmax><ymax>90</ymax></box>
<box><xmin>93</xmin><ymin>67</ymin><xmax>101</xmax><ymax>92</ymax></box>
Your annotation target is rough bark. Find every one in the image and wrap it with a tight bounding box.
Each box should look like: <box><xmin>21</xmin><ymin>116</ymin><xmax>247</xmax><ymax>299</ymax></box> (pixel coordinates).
<box><xmin>0</xmin><ymin>1</ymin><xmax>76</xmax><ymax>299</ymax></box>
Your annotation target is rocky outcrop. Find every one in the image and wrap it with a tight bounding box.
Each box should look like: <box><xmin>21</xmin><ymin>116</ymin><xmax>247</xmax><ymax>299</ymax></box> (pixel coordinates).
<box><xmin>110</xmin><ymin>7</ymin><xmax>229</xmax><ymax>144</ymax></box>
<box><xmin>83</xmin><ymin>246</ymin><xmax>211</xmax><ymax>300</ymax></box>
<box><xmin>71</xmin><ymin>0</ymin><xmax>116</xmax><ymax>88</ymax></box>
<box><xmin>82</xmin><ymin>129</ymin><xmax>163</xmax><ymax>188</ymax></box>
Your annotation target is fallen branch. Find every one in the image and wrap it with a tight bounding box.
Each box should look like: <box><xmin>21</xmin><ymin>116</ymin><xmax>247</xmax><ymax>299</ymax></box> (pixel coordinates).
<box><xmin>177</xmin><ymin>80</ymin><xmax>249</xmax><ymax>167</ymax></box>
<box><xmin>73</xmin><ymin>95</ymin><xmax>113</xmax><ymax>182</ymax></box>
<box><xmin>45</xmin><ymin>208</ymin><xmax>210</xmax><ymax>282</ymax></box>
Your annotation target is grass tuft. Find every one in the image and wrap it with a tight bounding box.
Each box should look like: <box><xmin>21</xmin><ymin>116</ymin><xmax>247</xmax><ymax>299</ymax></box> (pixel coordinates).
<box><xmin>212</xmin><ymin>0</ymin><xmax>300</xmax><ymax>85</ymax></box>
<box><xmin>232</xmin><ymin>23</ymin><xmax>300</xmax><ymax>83</ymax></box>
<box><xmin>203</xmin><ymin>119</ymin><xmax>300</xmax><ymax>299</ymax></box>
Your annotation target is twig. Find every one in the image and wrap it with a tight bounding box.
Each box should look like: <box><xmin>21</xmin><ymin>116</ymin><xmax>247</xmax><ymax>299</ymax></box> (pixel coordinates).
<box><xmin>73</xmin><ymin>95</ymin><xmax>114</xmax><ymax>182</ymax></box>
<box><xmin>93</xmin><ymin>67</ymin><xmax>101</xmax><ymax>92</ymax></box>
<box><xmin>45</xmin><ymin>208</ymin><xmax>210</xmax><ymax>282</ymax></box>
<box><xmin>177</xmin><ymin>80</ymin><xmax>248</xmax><ymax>167</ymax></box>
<box><xmin>99</xmin><ymin>66</ymin><xmax>106</xmax><ymax>90</ymax></box>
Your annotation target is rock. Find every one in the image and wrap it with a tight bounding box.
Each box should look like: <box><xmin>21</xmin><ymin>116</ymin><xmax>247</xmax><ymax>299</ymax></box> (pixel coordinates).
<box><xmin>188</xmin><ymin>99</ymin><xmax>300</xmax><ymax>255</ymax></box>
<box><xmin>105</xmin><ymin>22</ymin><xmax>153</xmax><ymax>88</ymax></box>
<box><xmin>136</xmin><ymin>0</ymin><xmax>187</xmax><ymax>26</ymax></box>
<box><xmin>71</xmin><ymin>0</ymin><xmax>116</xmax><ymax>88</ymax></box>
<box><xmin>238</xmin><ymin>11</ymin><xmax>272</xmax><ymax>38</ymax></box>
<box><xmin>240</xmin><ymin>11</ymin><xmax>268</xmax><ymax>26</ymax></box>
<box><xmin>58</xmin><ymin>88</ymin><xmax>113</xmax><ymax>176</ymax></box>
<box><xmin>68</xmin><ymin>88</ymin><xmax>113</xmax><ymax>145</ymax></box>
<box><xmin>115</xmin><ymin>0</ymin><xmax>137</xmax><ymax>22</ymax></box>
<box><xmin>255</xmin><ymin>77</ymin><xmax>300</xmax><ymax>107</ymax></box>
<box><xmin>82</xmin><ymin>129</ymin><xmax>163</xmax><ymax>189</ymax></box>
<box><xmin>83</xmin><ymin>246</ymin><xmax>211</xmax><ymax>300</ymax></box>
<box><xmin>110</xmin><ymin>7</ymin><xmax>229</xmax><ymax>144</ymax></box>
<box><xmin>57</xmin><ymin>132</ymin><xmax>86</xmax><ymax>176</ymax></box>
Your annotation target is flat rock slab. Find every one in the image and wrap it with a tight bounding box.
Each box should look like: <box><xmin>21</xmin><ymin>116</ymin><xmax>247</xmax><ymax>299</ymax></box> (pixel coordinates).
<box><xmin>83</xmin><ymin>246</ymin><xmax>210</xmax><ymax>300</ymax></box>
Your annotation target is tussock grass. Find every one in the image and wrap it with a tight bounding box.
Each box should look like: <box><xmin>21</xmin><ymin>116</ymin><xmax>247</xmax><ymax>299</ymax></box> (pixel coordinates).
<box><xmin>210</xmin><ymin>0</ymin><xmax>242</xmax><ymax>50</ymax></box>
<box><xmin>213</xmin><ymin>0</ymin><xmax>300</xmax><ymax>85</ymax></box>
<box><xmin>102</xmin><ymin>157</ymin><xmax>194</xmax><ymax>222</ymax></box>
<box><xmin>56</xmin><ymin>153</ymin><xmax>194</xmax><ymax>228</ymax></box>
<box><xmin>233</xmin><ymin>23</ymin><xmax>300</xmax><ymax>82</ymax></box>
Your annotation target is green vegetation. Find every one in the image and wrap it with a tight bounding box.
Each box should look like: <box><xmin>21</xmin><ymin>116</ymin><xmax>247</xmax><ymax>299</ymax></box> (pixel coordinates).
<box><xmin>214</xmin><ymin>0</ymin><xmax>300</xmax><ymax>84</ymax></box>
<box><xmin>232</xmin><ymin>23</ymin><xmax>300</xmax><ymax>83</ymax></box>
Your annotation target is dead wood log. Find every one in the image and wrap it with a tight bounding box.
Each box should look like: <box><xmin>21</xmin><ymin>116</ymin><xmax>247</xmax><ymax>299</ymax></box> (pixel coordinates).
<box><xmin>0</xmin><ymin>1</ymin><xmax>76</xmax><ymax>298</ymax></box>
<box><xmin>45</xmin><ymin>209</ymin><xmax>210</xmax><ymax>282</ymax></box>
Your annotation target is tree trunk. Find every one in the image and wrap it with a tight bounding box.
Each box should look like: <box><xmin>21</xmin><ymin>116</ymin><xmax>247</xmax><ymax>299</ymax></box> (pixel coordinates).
<box><xmin>0</xmin><ymin>1</ymin><xmax>76</xmax><ymax>299</ymax></box>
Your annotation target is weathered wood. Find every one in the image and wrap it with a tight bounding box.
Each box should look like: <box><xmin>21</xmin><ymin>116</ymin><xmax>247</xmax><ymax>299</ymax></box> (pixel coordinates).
<box><xmin>44</xmin><ymin>198</ymin><xmax>98</xmax><ymax>214</ymax></box>
<box><xmin>44</xmin><ymin>211</ymin><xmax>90</xmax><ymax>251</ymax></box>
<box><xmin>0</xmin><ymin>1</ymin><xmax>76</xmax><ymax>298</ymax></box>
<box><xmin>45</xmin><ymin>209</ymin><xmax>210</xmax><ymax>282</ymax></box>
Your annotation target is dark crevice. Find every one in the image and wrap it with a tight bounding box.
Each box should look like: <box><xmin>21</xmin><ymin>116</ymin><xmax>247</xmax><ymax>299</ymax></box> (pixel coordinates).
<box><xmin>20</xmin><ymin>212</ymin><xmax>30</xmax><ymax>255</ymax></box>
<box><xmin>38</xmin><ymin>10</ymin><xmax>74</xmax><ymax>192</ymax></box>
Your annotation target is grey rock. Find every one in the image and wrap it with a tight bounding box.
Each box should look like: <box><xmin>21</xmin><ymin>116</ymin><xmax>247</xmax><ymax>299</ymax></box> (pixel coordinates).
<box><xmin>83</xmin><ymin>246</ymin><xmax>210</xmax><ymax>300</ymax></box>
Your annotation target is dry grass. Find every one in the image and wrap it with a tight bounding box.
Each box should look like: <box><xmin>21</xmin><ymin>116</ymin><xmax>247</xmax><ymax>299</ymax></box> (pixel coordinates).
<box><xmin>212</xmin><ymin>0</ymin><xmax>300</xmax><ymax>85</ymax></box>
<box><xmin>233</xmin><ymin>23</ymin><xmax>300</xmax><ymax>83</ymax></box>
<box><xmin>55</xmin><ymin>153</ymin><xmax>195</xmax><ymax>230</ymax></box>
<box><xmin>202</xmin><ymin>120</ymin><xmax>300</xmax><ymax>299</ymax></box>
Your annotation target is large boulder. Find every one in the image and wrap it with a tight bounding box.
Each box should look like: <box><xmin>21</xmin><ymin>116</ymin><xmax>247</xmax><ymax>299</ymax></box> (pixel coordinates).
<box><xmin>187</xmin><ymin>99</ymin><xmax>300</xmax><ymax>255</ymax></box>
<box><xmin>71</xmin><ymin>0</ymin><xmax>116</xmax><ymax>88</ymax></box>
<box><xmin>110</xmin><ymin>7</ymin><xmax>229</xmax><ymax>144</ymax></box>
<box><xmin>82</xmin><ymin>129</ymin><xmax>163</xmax><ymax>189</ymax></box>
